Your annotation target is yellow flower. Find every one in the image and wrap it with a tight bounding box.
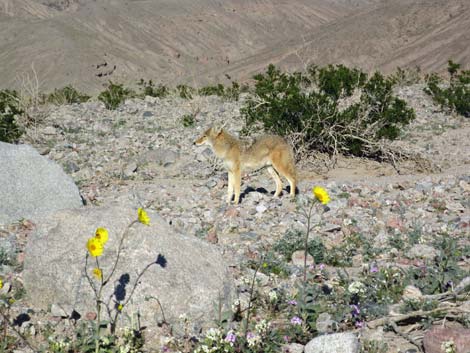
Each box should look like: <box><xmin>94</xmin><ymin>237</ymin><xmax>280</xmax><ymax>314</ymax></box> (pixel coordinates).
<box><xmin>95</xmin><ymin>227</ymin><xmax>109</xmax><ymax>245</ymax></box>
<box><xmin>87</xmin><ymin>237</ymin><xmax>104</xmax><ymax>257</ymax></box>
<box><xmin>117</xmin><ymin>303</ymin><xmax>123</xmax><ymax>311</ymax></box>
<box><xmin>92</xmin><ymin>268</ymin><xmax>102</xmax><ymax>280</ymax></box>
<box><xmin>0</xmin><ymin>277</ymin><xmax>3</xmax><ymax>289</ymax></box>
<box><xmin>138</xmin><ymin>207</ymin><xmax>150</xmax><ymax>225</ymax></box>
<box><xmin>313</xmin><ymin>186</ymin><xmax>330</xmax><ymax>205</ymax></box>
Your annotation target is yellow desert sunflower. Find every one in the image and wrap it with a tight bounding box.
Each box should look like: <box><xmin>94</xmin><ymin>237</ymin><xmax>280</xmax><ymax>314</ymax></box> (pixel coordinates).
<box><xmin>92</xmin><ymin>268</ymin><xmax>102</xmax><ymax>280</ymax></box>
<box><xmin>138</xmin><ymin>207</ymin><xmax>150</xmax><ymax>225</ymax></box>
<box><xmin>313</xmin><ymin>186</ymin><xmax>330</xmax><ymax>205</ymax></box>
<box><xmin>87</xmin><ymin>237</ymin><xmax>104</xmax><ymax>257</ymax></box>
<box><xmin>95</xmin><ymin>227</ymin><xmax>109</xmax><ymax>245</ymax></box>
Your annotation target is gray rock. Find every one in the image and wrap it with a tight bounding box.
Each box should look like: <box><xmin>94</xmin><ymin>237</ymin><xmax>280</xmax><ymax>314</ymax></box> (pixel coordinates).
<box><xmin>0</xmin><ymin>142</ymin><xmax>83</xmax><ymax>224</ymax></box>
<box><xmin>304</xmin><ymin>332</ymin><xmax>359</xmax><ymax>353</ymax></box>
<box><xmin>123</xmin><ymin>162</ymin><xmax>138</xmax><ymax>177</ymax></box>
<box><xmin>141</xmin><ymin>148</ymin><xmax>180</xmax><ymax>167</ymax></box>
<box><xmin>64</xmin><ymin>161</ymin><xmax>80</xmax><ymax>173</ymax></box>
<box><xmin>406</xmin><ymin>244</ymin><xmax>438</xmax><ymax>260</ymax></box>
<box><xmin>23</xmin><ymin>205</ymin><xmax>235</xmax><ymax>339</ymax></box>
<box><xmin>402</xmin><ymin>285</ymin><xmax>423</xmax><ymax>301</ymax></box>
<box><xmin>315</xmin><ymin>312</ymin><xmax>336</xmax><ymax>334</ymax></box>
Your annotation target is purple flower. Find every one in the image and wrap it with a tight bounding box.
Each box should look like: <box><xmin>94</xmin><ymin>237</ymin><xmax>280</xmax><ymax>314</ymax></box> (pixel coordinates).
<box><xmin>290</xmin><ymin>316</ymin><xmax>302</xmax><ymax>325</ymax></box>
<box><xmin>355</xmin><ymin>320</ymin><xmax>365</xmax><ymax>328</ymax></box>
<box><xmin>319</xmin><ymin>263</ymin><xmax>325</xmax><ymax>271</ymax></box>
<box><xmin>246</xmin><ymin>332</ymin><xmax>255</xmax><ymax>339</ymax></box>
<box><xmin>225</xmin><ymin>332</ymin><xmax>236</xmax><ymax>344</ymax></box>
<box><xmin>351</xmin><ymin>304</ymin><xmax>360</xmax><ymax>316</ymax></box>
<box><xmin>287</xmin><ymin>300</ymin><xmax>298</xmax><ymax>306</ymax></box>
<box><xmin>283</xmin><ymin>335</ymin><xmax>290</xmax><ymax>343</ymax></box>
<box><xmin>370</xmin><ymin>264</ymin><xmax>379</xmax><ymax>273</ymax></box>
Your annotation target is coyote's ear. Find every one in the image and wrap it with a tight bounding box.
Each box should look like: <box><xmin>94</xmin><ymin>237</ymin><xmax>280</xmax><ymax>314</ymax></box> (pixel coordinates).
<box><xmin>213</xmin><ymin>126</ymin><xmax>223</xmax><ymax>136</ymax></box>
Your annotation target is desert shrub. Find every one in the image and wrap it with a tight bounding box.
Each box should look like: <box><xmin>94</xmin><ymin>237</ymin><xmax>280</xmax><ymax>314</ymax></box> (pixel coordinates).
<box><xmin>0</xmin><ymin>90</ymin><xmax>23</xmax><ymax>142</ymax></box>
<box><xmin>137</xmin><ymin>79</ymin><xmax>169</xmax><ymax>98</ymax></box>
<box><xmin>46</xmin><ymin>85</ymin><xmax>91</xmax><ymax>105</ymax></box>
<box><xmin>176</xmin><ymin>84</ymin><xmax>195</xmax><ymax>99</ymax></box>
<box><xmin>241</xmin><ymin>64</ymin><xmax>415</xmax><ymax>158</ymax></box>
<box><xmin>182</xmin><ymin>113</ymin><xmax>195</xmax><ymax>127</ymax></box>
<box><xmin>425</xmin><ymin>60</ymin><xmax>470</xmax><ymax>117</ymax></box>
<box><xmin>199</xmin><ymin>83</ymin><xmax>226</xmax><ymax>97</ymax></box>
<box><xmin>98</xmin><ymin>82</ymin><xmax>133</xmax><ymax>110</ymax></box>
<box><xmin>405</xmin><ymin>234</ymin><xmax>470</xmax><ymax>294</ymax></box>
<box><xmin>273</xmin><ymin>229</ymin><xmax>326</xmax><ymax>263</ymax></box>
<box><xmin>389</xmin><ymin>66</ymin><xmax>422</xmax><ymax>86</ymax></box>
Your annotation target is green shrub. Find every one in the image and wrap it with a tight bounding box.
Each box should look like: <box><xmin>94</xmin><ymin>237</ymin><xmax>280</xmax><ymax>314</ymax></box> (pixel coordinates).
<box><xmin>182</xmin><ymin>113</ymin><xmax>195</xmax><ymax>127</ymax></box>
<box><xmin>46</xmin><ymin>85</ymin><xmax>90</xmax><ymax>105</ymax></box>
<box><xmin>199</xmin><ymin>83</ymin><xmax>226</xmax><ymax>97</ymax></box>
<box><xmin>425</xmin><ymin>60</ymin><xmax>470</xmax><ymax>117</ymax></box>
<box><xmin>0</xmin><ymin>90</ymin><xmax>23</xmax><ymax>143</ymax></box>
<box><xmin>273</xmin><ymin>229</ymin><xmax>326</xmax><ymax>263</ymax></box>
<box><xmin>98</xmin><ymin>82</ymin><xmax>133</xmax><ymax>110</ymax></box>
<box><xmin>176</xmin><ymin>84</ymin><xmax>194</xmax><ymax>99</ymax></box>
<box><xmin>241</xmin><ymin>64</ymin><xmax>415</xmax><ymax>158</ymax></box>
<box><xmin>137</xmin><ymin>79</ymin><xmax>169</xmax><ymax>98</ymax></box>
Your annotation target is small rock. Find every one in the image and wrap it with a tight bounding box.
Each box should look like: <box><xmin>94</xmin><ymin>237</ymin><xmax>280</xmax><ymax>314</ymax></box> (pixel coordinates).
<box><xmin>406</xmin><ymin>244</ymin><xmax>438</xmax><ymax>260</ymax></box>
<box><xmin>123</xmin><ymin>162</ymin><xmax>138</xmax><ymax>177</ymax></box>
<box><xmin>316</xmin><ymin>312</ymin><xmax>336</xmax><ymax>333</ymax></box>
<box><xmin>322</xmin><ymin>223</ymin><xmax>341</xmax><ymax>232</ymax></box>
<box><xmin>256</xmin><ymin>203</ymin><xmax>267</xmax><ymax>214</ymax></box>
<box><xmin>85</xmin><ymin>312</ymin><xmax>97</xmax><ymax>320</ymax></box>
<box><xmin>64</xmin><ymin>161</ymin><xmax>80</xmax><ymax>173</ymax></box>
<box><xmin>402</xmin><ymin>285</ymin><xmax>423</xmax><ymax>301</ymax></box>
<box><xmin>305</xmin><ymin>332</ymin><xmax>359</xmax><ymax>353</ymax></box>
<box><xmin>142</xmin><ymin>111</ymin><xmax>153</xmax><ymax>118</ymax></box>
<box><xmin>205</xmin><ymin>179</ymin><xmax>217</xmax><ymax>188</ymax></box>
<box><xmin>282</xmin><ymin>343</ymin><xmax>304</xmax><ymax>353</ymax></box>
<box><xmin>455</xmin><ymin>276</ymin><xmax>470</xmax><ymax>294</ymax></box>
<box><xmin>50</xmin><ymin>303</ymin><xmax>71</xmax><ymax>317</ymax></box>
<box><xmin>240</xmin><ymin>232</ymin><xmax>258</xmax><ymax>241</ymax></box>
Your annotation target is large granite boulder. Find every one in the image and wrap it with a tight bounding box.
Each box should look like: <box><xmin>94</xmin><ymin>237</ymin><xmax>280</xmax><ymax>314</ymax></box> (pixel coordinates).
<box><xmin>23</xmin><ymin>205</ymin><xmax>235</xmax><ymax>340</ymax></box>
<box><xmin>0</xmin><ymin>142</ymin><xmax>82</xmax><ymax>224</ymax></box>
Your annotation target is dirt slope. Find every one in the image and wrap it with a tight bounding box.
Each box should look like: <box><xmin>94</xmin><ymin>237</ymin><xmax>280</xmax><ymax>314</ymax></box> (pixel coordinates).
<box><xmin>0</xmin><ymin>0</ymin><xmax>469</xmax><ymax>93</ymax></box>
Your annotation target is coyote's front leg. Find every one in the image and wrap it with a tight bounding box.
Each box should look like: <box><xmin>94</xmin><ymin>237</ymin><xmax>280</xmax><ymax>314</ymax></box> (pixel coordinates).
<box><xmin>233</xmin><ymin>167</ymin><xmax>241</xmax><ymax>204</ymax></box>
<box><xmin>227</xmin><ymin>170</ymin><xmax>234</xmax><ymax>204</ymax></box>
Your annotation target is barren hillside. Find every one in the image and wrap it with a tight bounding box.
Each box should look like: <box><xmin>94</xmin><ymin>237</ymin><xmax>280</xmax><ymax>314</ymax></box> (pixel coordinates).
<box><xmin>0</xmin><ymin>0</ymin><xmax>469</xmax><ymax>93</ymax></box>
<box><xmin>0</xmin><ymin>0</ymin><xmax>356</xmax><ymax>92</ymax></box>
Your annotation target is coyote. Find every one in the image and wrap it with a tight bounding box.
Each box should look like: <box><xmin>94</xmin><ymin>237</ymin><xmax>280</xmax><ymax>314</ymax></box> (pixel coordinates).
<box><xmin>194</xmin><ymin>127</ymin><xmax>296</xmax><ymax>204</ymax></box>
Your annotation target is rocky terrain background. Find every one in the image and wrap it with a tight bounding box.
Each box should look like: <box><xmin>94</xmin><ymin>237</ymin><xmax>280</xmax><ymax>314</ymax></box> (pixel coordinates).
<box><xmin>0</xmin><ymin>82</ymin><xmax>469</xmax><ymax>352</ymax></box>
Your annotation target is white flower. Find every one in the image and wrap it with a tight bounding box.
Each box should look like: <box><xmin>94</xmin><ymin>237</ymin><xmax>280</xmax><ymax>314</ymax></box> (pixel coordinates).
<box><xmin>255</xmin><ymin>319</ymin><xmax>270</xmax><ymax>334</ymax></box>
<box><xmin>205</xmin><ymin>327</ymin><xmax>221</xmax><ymax>341</ymax></box>
<box><xmin>441</xmin><ymin>340</ymin><xmax>456</xmax><ymax>353</ymax></box>
<box><xmin>348</xmin><ymin>281</ymin><xmax>366</xmax><ymax>294</ymax></box>
<box><xmin>232</xmin><ymin>298</ymin><xmax>241</xmax><ymax>312</ymax></box>
<box><xmin>268</xmin><ymin>290</ymin><xmax>278</xmax><ymax>303</ymax></box>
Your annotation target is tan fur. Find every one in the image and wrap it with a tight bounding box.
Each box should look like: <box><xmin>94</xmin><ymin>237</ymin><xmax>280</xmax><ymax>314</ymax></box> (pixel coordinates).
<box><xmin>194</xmin><ymin>127</ymin><xmax>297</xmax><ymax>204</ymax></box>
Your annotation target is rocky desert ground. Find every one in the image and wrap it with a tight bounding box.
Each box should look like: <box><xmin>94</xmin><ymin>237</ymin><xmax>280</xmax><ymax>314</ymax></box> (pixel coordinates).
<box><xmin>0</xmin><ymin>81</ymin><xmax>469</xmax><ymax>352</ymax></box>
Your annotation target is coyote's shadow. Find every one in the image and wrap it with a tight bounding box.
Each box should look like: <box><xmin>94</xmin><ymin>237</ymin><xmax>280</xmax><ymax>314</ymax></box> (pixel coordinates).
<box><xmin>239</xmin><ymin>186</ymin><xmax>297</xmax><ymax>202</ymax></box>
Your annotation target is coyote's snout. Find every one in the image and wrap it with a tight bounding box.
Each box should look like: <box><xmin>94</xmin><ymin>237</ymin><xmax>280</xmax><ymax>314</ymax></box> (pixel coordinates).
<box><xmin>194</xmin><ymin>127</ymin><xmax>297</xmax><ymax>204</ymax></box>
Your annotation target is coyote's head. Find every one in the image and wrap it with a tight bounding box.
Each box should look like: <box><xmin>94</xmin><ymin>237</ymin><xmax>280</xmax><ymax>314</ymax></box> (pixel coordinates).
<box><xmin>194</xmin><ymin>126</ymin><xmax>222</xmax><ymax>146</ymax></box>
